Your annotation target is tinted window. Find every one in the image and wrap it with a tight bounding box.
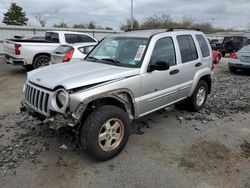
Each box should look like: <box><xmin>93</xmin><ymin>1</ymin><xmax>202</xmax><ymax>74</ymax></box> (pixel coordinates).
<box><xmin>196</xmin><ymin>34</ymin><xmax>210</xmax><ymax>58</ymax></box>
<box><xmin>177</xmin><ymin>35</ymin><xmax>198</xmax><ymax>63</ymax></box>
<box><xmin>78</xmin><ymin>45</ymin><xmax>95</xmax><ymax>54</ymax></box>
<box><xmin>45</xmin><ymin>32</ymin><xmax>59</xmax><ymax>43</ymax></box>
<box><xmin>65</xmin><ymin>34</ymin><xmax>79</xmax><ymax>43</ymax></box>
<box><xmin>150</xmin><ymin>37</ymin><xmax>176</xmax><ymax>66</ymax></box>
<box><xmin>78</xmin><ymin>35</ymin><xmax>96</xmax><ymax>43</ymax></box>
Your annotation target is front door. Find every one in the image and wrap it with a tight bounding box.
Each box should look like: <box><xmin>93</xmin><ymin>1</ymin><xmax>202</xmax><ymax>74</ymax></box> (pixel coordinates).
<box><xmin>139</xmin><ymin>37</ymin><xmax>180</xmax><ymax>116</ymax></box>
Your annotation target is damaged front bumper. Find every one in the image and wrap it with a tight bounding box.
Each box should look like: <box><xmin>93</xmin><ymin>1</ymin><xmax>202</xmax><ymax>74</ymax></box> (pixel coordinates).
<box><xmin>20</xmin><ymin>100</ymin><xmax>80</xmax><ymax>128</ymax></box>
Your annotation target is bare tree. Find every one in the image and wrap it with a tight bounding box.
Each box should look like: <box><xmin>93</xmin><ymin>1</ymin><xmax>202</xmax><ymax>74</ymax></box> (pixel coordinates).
<box><xmin>35</xmin><ymin>14</ymin><xmax>47</xmax><ymax>27</ymax></box>
<box><xmin>181</xmin><ymin>16</ymin><xmax>194</xmax><ymax>27</ymax></box>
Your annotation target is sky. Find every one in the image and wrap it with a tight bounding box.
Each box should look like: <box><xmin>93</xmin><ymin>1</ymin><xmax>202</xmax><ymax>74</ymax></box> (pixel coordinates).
<box><xmin>0</xmin><ymin>0</ymin><xmax>249</xmax><ymax>30</ymax></box>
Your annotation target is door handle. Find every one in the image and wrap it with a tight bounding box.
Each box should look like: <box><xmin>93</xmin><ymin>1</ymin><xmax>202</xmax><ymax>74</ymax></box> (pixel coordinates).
<box><xmin>195</xmin><ymin>62</ymin><xmax>202</xmax><ymax>67</ymax></box>
<box><xmin>170</xmin><ymin>69</ymin><xmax>179</xmax><ymax>75</ymax></box>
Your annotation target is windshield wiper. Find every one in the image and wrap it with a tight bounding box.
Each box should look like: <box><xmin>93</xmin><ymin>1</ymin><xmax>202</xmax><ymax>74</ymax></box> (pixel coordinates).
<box><xmin>86</xmin><ymin>56</ymin><xmax>99</xmax><ymax>62</ymax></box>
<box><xmin>101</xmin><ymin>58</ymin><xmax>121</xmax><ymax>66</ymax></box>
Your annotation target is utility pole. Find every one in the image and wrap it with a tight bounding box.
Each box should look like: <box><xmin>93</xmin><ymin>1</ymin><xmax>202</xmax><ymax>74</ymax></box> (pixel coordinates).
<box><xmin>131</xmin><ymin>0</ymin><xmax>133</xmax><ymax>30</ymax></box>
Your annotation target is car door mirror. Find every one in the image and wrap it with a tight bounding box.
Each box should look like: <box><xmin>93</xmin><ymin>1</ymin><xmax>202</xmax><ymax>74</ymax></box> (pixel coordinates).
<box><xmin>148</xmin><ymin>61</ymin><xmax>170</xmax><ymax>72</ymax></box>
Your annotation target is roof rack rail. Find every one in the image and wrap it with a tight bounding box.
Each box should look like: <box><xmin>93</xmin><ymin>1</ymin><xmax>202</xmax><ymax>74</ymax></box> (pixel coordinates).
<box><xmin>167</xmin><ymin>27</ymin><xmax>201</xmax><ymax>32</ymax></box>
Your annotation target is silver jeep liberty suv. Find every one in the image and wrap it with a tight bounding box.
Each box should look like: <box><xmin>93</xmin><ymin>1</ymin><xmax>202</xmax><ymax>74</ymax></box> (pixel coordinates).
<box><xmin>22</xmin><ymin>28</ymin><xmax>213</xmax><ymax>160</ymax></box>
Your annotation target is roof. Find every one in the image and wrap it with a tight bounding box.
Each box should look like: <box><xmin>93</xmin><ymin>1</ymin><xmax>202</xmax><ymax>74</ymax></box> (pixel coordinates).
<box><xmin>109</xmin><ymin>28</ymin><xmax>203</xmax><ymax>38</ymax></box>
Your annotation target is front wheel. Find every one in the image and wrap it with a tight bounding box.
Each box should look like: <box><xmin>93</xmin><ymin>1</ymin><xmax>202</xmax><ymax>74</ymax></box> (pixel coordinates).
<box><xmin>188</xmin><ymin>80</ymin><xmax>208</xmax><ymax>112</ymax></box>
<box><xmin>80</xmin><ymin>105</ymin><xmax>130</xmax><ymax>161</ymax></box>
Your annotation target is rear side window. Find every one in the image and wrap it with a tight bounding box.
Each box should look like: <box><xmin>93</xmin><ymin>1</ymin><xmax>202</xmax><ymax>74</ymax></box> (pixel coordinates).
<box><xmin>45</xmin><ymin>32</ymin><xmax>59</xmax><ymax>43</ymax></box>
<box><xmin>78</xmin><ymin>35</ymin><xmax>96</xmax><ymax>43</ymax></box>
<box><xmin>150</xmin><ymin>37</ymin><xmax>176</xmax><ymax>66</ymax></box>
<box><xmin>78</xmin><ymin>45</ymin><xmax>95</xmax><ymax>54</ymax></box>
<box><xmin>196</xmin><ymin>34</ymin><xmax>210</xmax><ymax>58</ymax></box>
<box><xmin>177</xmin><ymin>35</ymin><xmax>198</xmax><ymax>63</ymax></box>
<box><xmin>65</xmin><ymin>34</ymin><xmax>79</xmax><ymax>43</ymax></box>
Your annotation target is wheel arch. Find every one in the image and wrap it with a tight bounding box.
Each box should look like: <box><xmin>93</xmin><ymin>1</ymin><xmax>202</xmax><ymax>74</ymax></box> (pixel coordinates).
<box><xmin>33</xmin><ymin>53</ymin><xmax>51</xmax><ymax>64</ymax></box>
<box><xmin>189</xmin><ymin>70</ymin><xmax>212</xmax><ymax>96</ymax></box>
<box><xmin>78</xmin><ymin>90</ymin><xmax>137</xmax><ymax>124</ymax></box>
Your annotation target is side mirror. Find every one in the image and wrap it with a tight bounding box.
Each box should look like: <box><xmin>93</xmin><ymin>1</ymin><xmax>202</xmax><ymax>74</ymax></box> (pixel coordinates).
<box><xmin>148</xmin><ymin>61</ymin><xmax>170</xmax><ymax>72</ymax></box>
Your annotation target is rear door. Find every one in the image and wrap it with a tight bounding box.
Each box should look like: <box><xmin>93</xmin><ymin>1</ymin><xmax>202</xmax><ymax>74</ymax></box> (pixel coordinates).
<box><xmin>175</xmin><ymin>34</ymin><xmax>201</xmax><ymax>99</ymax></box>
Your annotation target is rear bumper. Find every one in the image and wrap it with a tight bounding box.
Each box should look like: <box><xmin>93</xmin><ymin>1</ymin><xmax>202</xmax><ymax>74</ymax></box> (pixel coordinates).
<box><xmin>4</xmin><ymin>54</ymin><xmax>26</xmax><ymax>66</ymax></box>
<box><xmin>228</xmin><ymin>62</ymin><xmax>250</xmax><ymax>69</ymax></box>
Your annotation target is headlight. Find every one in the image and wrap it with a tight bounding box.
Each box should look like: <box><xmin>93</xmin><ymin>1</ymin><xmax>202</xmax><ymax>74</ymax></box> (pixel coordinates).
<box><xmin>56</xmin><ymin>90</ymin><xmax>67</xmax><ymax>109</ymax></box>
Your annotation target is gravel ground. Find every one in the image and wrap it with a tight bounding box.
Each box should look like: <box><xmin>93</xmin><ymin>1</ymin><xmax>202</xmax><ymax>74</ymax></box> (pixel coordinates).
<box><xmin>0</xmin><ymin>58</ymin><xmax>250</xmax><ymax>188</ymax></box>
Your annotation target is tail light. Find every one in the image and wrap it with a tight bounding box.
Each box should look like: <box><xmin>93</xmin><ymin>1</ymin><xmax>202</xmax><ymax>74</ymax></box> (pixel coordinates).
<box><xmin>15</xmin><ymin>43</ymin><xmax>21</xmax><ymax>55</ymax></box>
<box><xmin>63</xmin><ymin>49</ymin><xmax>74</xmax><ymax>62</ymax></box>
<box><xmin>230</xmin><ymin>53</ymin><xmax>237</xmax><ymax>59</ymax></box>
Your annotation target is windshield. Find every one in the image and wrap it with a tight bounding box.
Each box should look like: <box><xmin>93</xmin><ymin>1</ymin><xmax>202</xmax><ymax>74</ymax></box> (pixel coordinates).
<box><xmin>86</xmin><ymin>37</ymin><xmax>149</xmax><ymax>67</ymax></box>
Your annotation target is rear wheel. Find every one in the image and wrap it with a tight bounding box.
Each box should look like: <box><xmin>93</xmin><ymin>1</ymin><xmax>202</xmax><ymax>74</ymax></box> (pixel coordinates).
<box><xmin>188</xmin><ymin>80</ymin><xmax>208</xmax><ymax>112</ymax></box>
<box><xmin>80</xmin><ymin>105</ymin><xmax>130</xmax><ymax>161</ymax></box>
<box><xmin>33</xmin><ymin>55</ymin><xmax>50</xmax><ymax>69</ymax></box>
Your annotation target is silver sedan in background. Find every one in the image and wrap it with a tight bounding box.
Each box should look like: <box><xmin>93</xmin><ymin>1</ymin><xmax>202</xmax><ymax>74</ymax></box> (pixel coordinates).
<box><xmin>50</xmin><ymin>42</ymin><xmax>97</xmax><ymax>64</ymax></box>
<box><xmin>228</xmin><ymin>45</ymin><xmax>250</xmax><ymax>73</ymax></box>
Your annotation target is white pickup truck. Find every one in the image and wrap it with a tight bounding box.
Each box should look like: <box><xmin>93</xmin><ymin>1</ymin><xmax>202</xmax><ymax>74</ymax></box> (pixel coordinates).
<box><xmin>3</xmin><ymin>31</ymin><xmax>97</xmax><ymax>69</ymax></box>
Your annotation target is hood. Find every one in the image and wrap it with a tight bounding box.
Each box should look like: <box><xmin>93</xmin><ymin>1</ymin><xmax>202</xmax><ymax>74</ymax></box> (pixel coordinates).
<box><xmin>27</xmin><ymin>61</ymin><xmax>140</xmax><ymax>90</ymax></box>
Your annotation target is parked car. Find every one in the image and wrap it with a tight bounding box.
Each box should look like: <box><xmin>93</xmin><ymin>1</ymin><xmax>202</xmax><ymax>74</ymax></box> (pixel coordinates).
<box><xmin>21</xmin><ymin>29</ymin><xmax>213</xmax><ymax>160</ymax></box>
<box><xmin>228</xmin><ymin>45</ymin><xmax>250</xmax><ymax>73</ymax></box>
<box><xmin>212</xmin><ymin>50</ymin><xmax>222</xmax><ymax>64</ymax></box>
<box><xmin>51</xmin><ymin>42</ymin><xmax>97</xmax><ymax>64</ymax></box>
<box><xmin>218</xmin><ymin>36</ymin><xmax>249</xmax><ymax>57</ymax></box>
<box><xmin>3</xmin><ymin>31</ymin><xmax>97</xmax><ymax>69</ymax></box>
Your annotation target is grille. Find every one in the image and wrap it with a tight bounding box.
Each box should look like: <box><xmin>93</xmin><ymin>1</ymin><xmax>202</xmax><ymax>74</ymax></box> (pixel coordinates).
<box><xmin>25</xmin><ymin>83</ymin><xmax>50</xmax><ymax>115</ymax></box>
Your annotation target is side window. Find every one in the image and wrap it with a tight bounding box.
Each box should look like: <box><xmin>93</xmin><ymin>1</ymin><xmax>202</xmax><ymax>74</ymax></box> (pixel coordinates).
<box><xmin>78</xmin><ymin>35</ymin><xmax>96</xmax><ymax>43</ymax></box>
<box><xmin>150</xmin><ymin>37</ymin><xmax>176</xmax><ymax>66</ymax></box>
<box><xmin>65</xmin><ymin>34</ymin><xmax>79</xmax><ymax>43</ymax></box>
<box><xmin>196</xmin><ymin>34</ymin><xmax>210</xmax><ymax>57</ymax></box>
<box><xmin>177</xmin><ymin>35</ymin><xmax>198</xmax><ymax>63</ymax></box>
<box><xmin>78</xmin><ymin>45</ymin><xmax>95</xmax><ymax>54</ymax></box>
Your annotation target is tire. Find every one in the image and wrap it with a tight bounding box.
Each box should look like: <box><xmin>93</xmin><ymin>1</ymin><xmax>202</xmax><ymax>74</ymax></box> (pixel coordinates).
<box><xmin>215</xmin><ymin>55</ymin><xmax>221</xmax><ymax>64</ymax></box>
<box><xmin>33</xmin><ymin>55</ymin><xmax>50</xmax><ymax>69</ymax></box>
<box><xmin>187</xmin><ymin>80</ymin><xmax>208</xmax><ymax>112</ymax></box>
<box><xmin>229</xmin><ymin>66</ymin><xmax>237</xmax><ymax>73</ymax></box>
<box><xmin>80</xmin><ymin>105</ymin><xmax>130</xmax><ymax>161</ymax></box>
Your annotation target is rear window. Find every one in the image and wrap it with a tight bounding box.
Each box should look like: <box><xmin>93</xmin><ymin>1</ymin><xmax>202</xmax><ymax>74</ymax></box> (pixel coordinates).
<box><xmin>196</xmin><ymin>34</ymin><xmax>210</xmax><ymax>58</ymax></box>
<box><xmin>53</xmin><ymin>45</ymin><xmax>73</xmax><ymax>54</ymax></box>
<box><xmin>224</xmin><ymin>37</ymin><xmax>244</xmax><ymax>44</ymax></box>
<box><xmin>177</xmin><ymin>35</ymin><xmax>198</xmax><ymax>63</ymax></box>
<box><xmin>239</xmin><ymin>45</ymin><xmax>250</xmax><ymax>52</ymax></box>
<box><xmin>45</xmin><ymin>32</ymin><xmax>59</xmax><ymax>43</ymax></box>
